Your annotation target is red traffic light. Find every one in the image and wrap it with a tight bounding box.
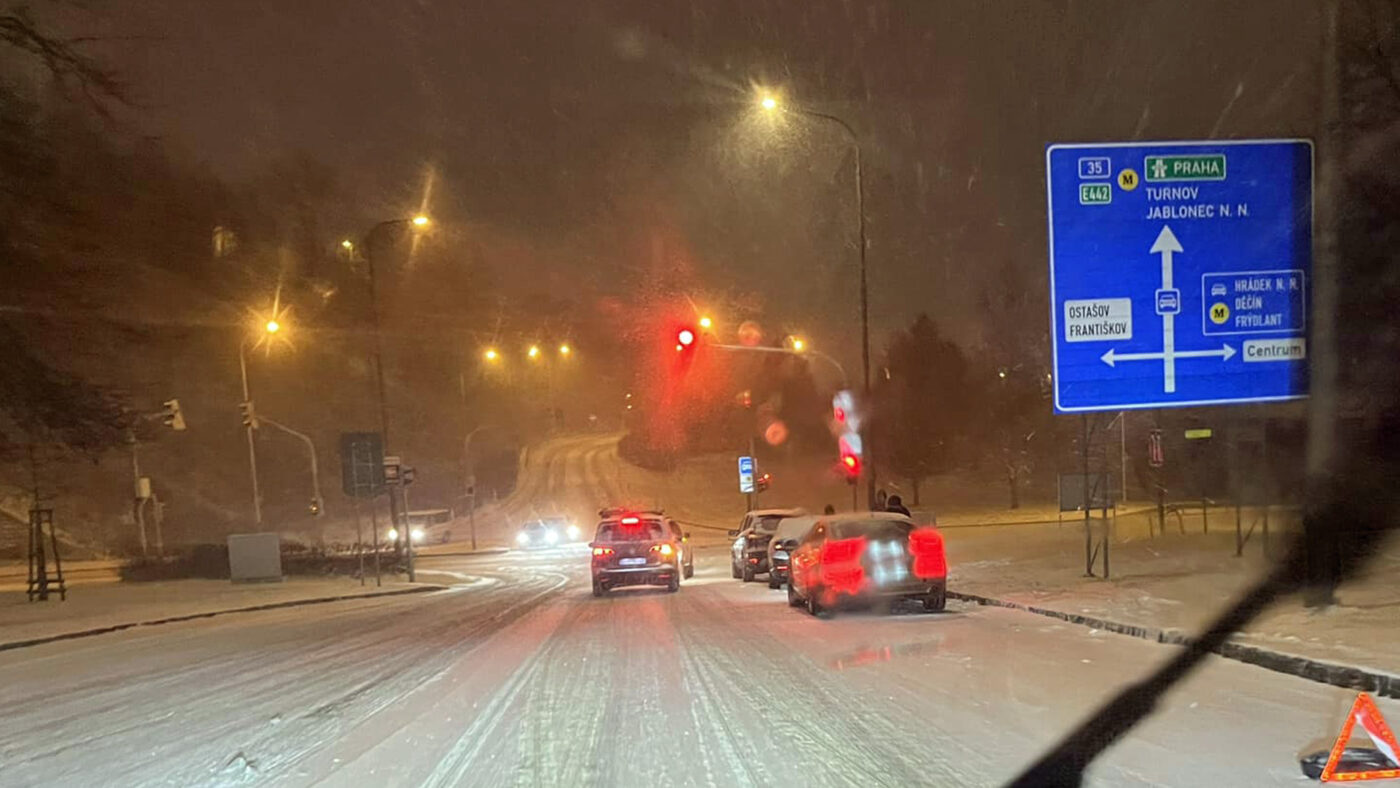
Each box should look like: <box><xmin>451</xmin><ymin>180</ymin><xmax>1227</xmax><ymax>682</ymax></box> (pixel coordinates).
<box><xmin>676</xmin><ymin>328</ymin><xmax>696</xmax><ymax>349</ymax></box>
<box><xmin>840</xmin><ymin>453</ymin><xmax>861</xmax><ymax>479</ymax></box>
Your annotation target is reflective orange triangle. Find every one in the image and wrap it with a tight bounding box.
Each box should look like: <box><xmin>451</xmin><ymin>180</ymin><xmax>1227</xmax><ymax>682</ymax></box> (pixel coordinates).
<box><xmin>1321</xmin><ymin>693</ymin><xmax>1400</xmax><ymax>782</ymax></box>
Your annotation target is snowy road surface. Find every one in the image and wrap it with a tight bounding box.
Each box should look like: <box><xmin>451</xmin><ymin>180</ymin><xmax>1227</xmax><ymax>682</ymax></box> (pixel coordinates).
<box><xmin>0</xmin><ymin>541</ymin><xmax>1381</xmax><ymax>787</ymax></box>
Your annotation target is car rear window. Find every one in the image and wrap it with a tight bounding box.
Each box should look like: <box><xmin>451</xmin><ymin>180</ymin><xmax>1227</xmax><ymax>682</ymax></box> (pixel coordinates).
<box><xmin>595</xmin><ymin>520</ymin><xmax>665</xmax><ymax>542</ymax></box>
<box><xmin>832</xmin><ymin>519</ymin><xmax>913</xmax><ymax>541</ymax></box>
<box><xmin>755</xmin><ymin>515</ymin><xmax>785</xmax><ymax>532</ymax></box>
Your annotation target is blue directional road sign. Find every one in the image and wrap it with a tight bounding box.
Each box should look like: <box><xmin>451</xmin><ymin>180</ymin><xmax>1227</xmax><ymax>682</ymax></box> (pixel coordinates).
<box><xmin>738</xmin><ymin>455</ymin><xmax>755</xmax><ymax>494</ymax></box>
<box><xmin>1046</xmin><ymin>139</ymin><xmax>1312</xmax><ymax>413</ymax></box>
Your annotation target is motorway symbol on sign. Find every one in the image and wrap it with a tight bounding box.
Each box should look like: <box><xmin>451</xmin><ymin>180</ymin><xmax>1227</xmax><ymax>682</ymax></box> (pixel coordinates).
<box><xmin>1046</xmin><ymin>139</ymin><xmax>1313</xmax><ymax>412</ymax></box>
<box><xmin>738</xmin><ymin>456</ymin><xmax>755</xmax><ymax>494</ymax></box>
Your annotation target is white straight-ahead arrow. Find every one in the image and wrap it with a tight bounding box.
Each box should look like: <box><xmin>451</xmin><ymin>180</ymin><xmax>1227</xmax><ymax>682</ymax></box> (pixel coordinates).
<box><xmin>1150</xmin><ymin>225</ymin><xmax>1184</xmax><ymax>392</ymax></box>
<box><xmin>1100</xmin><ymin>344</ymin><xmax>1236</xmax><ymax>367</ymax></box>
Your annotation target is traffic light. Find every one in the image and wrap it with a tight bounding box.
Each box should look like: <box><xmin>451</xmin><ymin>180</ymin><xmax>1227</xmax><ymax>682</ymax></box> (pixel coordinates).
<box><xmin>840</xmin><ymin>452</ymin><xmax>861</xmax><ymax>483</ymax></box>
<box><xmin>675</xmin><ymin>327</ymin><xmax>696</xmax><ymax>352</ymax></box>
<box><xmin>239</xmin><ymin>400</ymin><xmax>258</xmax><ymax>430</ymax></box>
<box><xmin>161</xmin><ymin>399</ymin><xmax>186</xmax><ymax>431</ymax></box>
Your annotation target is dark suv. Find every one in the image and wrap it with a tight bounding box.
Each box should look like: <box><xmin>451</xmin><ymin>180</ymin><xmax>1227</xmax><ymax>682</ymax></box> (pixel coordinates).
<box><xmin>590</xmin><ymin>512</ymin><xmax>684</xmax><ymax>596</ymax></box>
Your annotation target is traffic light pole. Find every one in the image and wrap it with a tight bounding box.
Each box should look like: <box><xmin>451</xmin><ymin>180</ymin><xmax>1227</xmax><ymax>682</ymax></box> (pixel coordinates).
<box><xmin>238</xmin><ymin>340</ymin><xmax>263</xmax><ymax>526</ymax></box>
<box><xmin>259</xmin><ymin>415</ymin><xmax>324</xmax><ymax>519</ymax></box>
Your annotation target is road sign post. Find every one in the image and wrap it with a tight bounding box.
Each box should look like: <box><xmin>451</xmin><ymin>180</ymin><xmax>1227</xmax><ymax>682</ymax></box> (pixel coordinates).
<box><xmin>1046</xmin><ymin>140</ymin><xmax>1313</xmax><ymax>413</ymax></box>
<box><xmin>738</xmin><ymin>455</ymin><xmax>755</xmax><ymax>511</ymax></box>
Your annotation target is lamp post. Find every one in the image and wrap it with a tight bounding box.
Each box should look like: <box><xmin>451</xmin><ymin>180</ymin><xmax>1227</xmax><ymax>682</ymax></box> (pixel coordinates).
<box><xmin>354</xmin><ymin>215</ymin><xmax>429</xmax><ymax>581</ymax></box>
<box><xmin>237</xmin><ymin>317</ymin><xmax>281</xmax><ymax>526</ymax></box>
<box><xmin>760</xmin><ymin>95</ymin><xmax>874</xmax><ymax>507</ymax></box>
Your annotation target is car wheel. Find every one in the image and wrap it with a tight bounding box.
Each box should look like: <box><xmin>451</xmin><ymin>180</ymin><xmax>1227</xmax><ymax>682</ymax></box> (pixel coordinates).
<box><xmin>807</xmin><ymin>591</ymin><xmax>828</xmax><ymax>618</ymax></box>
<box><xmin>768</xmin><ymin>574</ymin><xmax>782</xmax><ymax>590</ymax></box>
<box><xmin>592</xmin><ymin>580</ymin><xmax>606</xmax><ymax>598</ymax></box>
<box><xmin>742</xmin><ymin>564</ymin><xmax>755</xmax><ymax>583</ymax></box>
<box><xmin>731</xmin><ymin>561</ymin><xmax>741</xmax><ymax>579</ymax></box>
<box><xmin>667</xmin><ymin>575</ymin><xmax>680</xmax><ymax>593</ymax></box>
<box><xmin>923</xmin><ymin>590</ymin><xmax>946</xmax><ymax>613</ymax></box>
<box><xmin>787</xmin><ymin>581</ymin><xmax>802</xmax><ymax>607</ymax></box>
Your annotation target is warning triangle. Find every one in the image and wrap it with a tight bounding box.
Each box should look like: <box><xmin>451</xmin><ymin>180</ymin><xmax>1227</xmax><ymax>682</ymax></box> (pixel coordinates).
<box><xmin>1321</xmin><ymin>693</ymin><xmax>1400</xmax><ymax>782</ymax></box>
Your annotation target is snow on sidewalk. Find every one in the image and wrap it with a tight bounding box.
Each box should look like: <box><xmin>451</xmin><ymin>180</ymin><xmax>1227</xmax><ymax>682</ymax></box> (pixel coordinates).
<box><xmin>945</xmin><ymin>520</ymin><xmax>1400</xmax><ymax>678</ymax></box>
<box><xmin>0</xmin><ymin>576</ymin><xmax>436</xmax><ymax>648</ymax></box>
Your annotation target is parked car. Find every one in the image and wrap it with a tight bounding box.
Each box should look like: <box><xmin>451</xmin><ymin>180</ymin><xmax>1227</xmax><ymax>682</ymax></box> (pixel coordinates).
<box><xmin>729</xmin><ymin>508</ymin><xmax>806</xmax><ymax>582</ymax></box>
<box><xmin>787</xmin><ymin>513</ymin><xmax>947</xmax><ymax>617</ymax></box>
<box><xmin>766</xmin><ymin>515</ymin><xmax>818</xmax><ymax>589</ymax></box>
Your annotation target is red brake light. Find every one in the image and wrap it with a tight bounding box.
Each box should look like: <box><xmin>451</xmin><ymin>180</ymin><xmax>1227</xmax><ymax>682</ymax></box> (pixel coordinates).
<box><xmin>620</xmin><ymin>516</ymin><xmax>640</xmax><ymax>525</ymax></box>
<box><xmin>820</xmin><ymin>536</ymin><xmax>865</xmax><ymax>566</ymax></box>
<box><xmin>819</xmin><ymin>536</ymin><xmax>867</xmax><ymax>596</ymax></box>
<box><xmin>909</xmin><ymin>527</ymin><xmax>947</xmax><ymax>579</ymax></box>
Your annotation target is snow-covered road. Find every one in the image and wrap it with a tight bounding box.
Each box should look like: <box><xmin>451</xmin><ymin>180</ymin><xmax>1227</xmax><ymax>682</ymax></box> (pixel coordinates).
<box><xmin>0</xmin><ymin>540</ymin><xmax>1380</xmax><ymax>787</ymax></box>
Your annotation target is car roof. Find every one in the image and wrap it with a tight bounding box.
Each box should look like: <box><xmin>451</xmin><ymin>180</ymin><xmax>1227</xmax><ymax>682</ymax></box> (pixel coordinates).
<box><xmin>822</xmin><ymin>512</ymin><xmax>915</xmax><ymax>527</ymax></box>
<box><xmin>747</xmin><ymin>508</ymin><xmax>806</xmax><ymax>518</ymax></box>
<box><xmin>773</xmin><ymin>515</ymin><xmax>819</xmax><ymax>539</ymax></box>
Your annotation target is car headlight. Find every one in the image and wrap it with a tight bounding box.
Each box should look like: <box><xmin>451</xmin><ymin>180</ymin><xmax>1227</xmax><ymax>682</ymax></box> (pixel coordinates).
<box><xmin>566</xmin><ymin>525</ymin><xmax>580</xmax><ymax>540</ymax></box>
<box><xmin>544</xmin><ymin>529</ymin><xmax>559</xmax><ymax>544</ymax></box>
<box><xmin>516</xmin><ymin>532</ymin><xmax>530</xmax><ymax>545</ymax></box>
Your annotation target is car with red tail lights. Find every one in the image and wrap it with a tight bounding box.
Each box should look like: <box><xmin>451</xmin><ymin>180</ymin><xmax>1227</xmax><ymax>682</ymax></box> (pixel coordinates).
<box><xmin>786</xmin><ymin>513</ymin><xmax>947</xmax><ymax>616</ymax></box>
<box><xmin>589</xmin><ymin>510</ymin><xmax>686</xmax><ymax>596</ymax></box>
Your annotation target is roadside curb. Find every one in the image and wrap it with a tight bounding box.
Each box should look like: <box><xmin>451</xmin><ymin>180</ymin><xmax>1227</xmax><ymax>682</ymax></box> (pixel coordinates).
<box><xmin>0</xmin><ymin>584</ymin><xmax>449</xmax><ymax>654</ymax></box>
<box><xmin>417</xmin><ymin>547</ymin><xmax>511</xmax><ymax>558</ymax></box>
<box><xmin>947</xmin><ymin>589</ymin><xmax>1400</xmax><ymax>699</ymax></box>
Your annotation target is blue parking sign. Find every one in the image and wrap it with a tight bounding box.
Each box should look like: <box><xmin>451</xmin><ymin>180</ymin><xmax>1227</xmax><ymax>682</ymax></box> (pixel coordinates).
<box><xmin>1046</xmin><ymin>139</ymin><xmax>1313</xmax><ymax>413</ymax></box>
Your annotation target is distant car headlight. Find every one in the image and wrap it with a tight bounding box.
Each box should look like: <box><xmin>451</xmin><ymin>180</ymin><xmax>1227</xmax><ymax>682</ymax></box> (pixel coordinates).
<box><xmin>544</xmin><ymin>529</ymin><xmax>559</xmax><ymax>544</ymax></box>
<box><xmin>516</xmin><ymin>532</ymin><xmax>530</xmax><ymax>545</ymax></box>
<box><xmin>566</xmin><ymin>525</ymin><xmax>580</xmax><ymax>540</ymax></box>
<box><xmin>410</xmin><ymin>528</ymin><xmax>424</xmax><ymax>543</ymax></box>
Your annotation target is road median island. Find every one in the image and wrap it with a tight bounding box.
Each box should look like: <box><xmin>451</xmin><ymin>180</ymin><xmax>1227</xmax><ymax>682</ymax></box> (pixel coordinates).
<box><xmin>0</xmin><ymin>579</ymin><xmax>448</xmax><ymax>653</ymax></box>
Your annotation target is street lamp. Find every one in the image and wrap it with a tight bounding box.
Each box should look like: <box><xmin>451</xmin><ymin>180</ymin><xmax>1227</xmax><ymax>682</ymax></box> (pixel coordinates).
<box><xmin>527</xmin><ymin>344</ymin><xmax>541</xmax><ymax>360</ymax></box>
<box><xmin>759</xmin><ymin>92</ymin><xmax>873</xmax><ymax>507</ymax></box>
<box><xmin>357</xmin><ymin>214</ymin><xmax>431</xmax><ymax>581</ymax></box>
<box><xmin>237</xmin><ymin>311</ymin><xmax>286</xmax><ymax>525</ymax></box>
<box><xmin>699</xmin><ymin>316</ymin><xmax>714</xmax><ymax>330</ymax></box>
<box><xmin>483</xmin><ymin>347</ymin><xmax>500</xmax><ymax>362</ymax></box>
<box><xmin>558</xmin><ymin>343</ymin><xmax>572</xmax><ymax>356</ymax></box>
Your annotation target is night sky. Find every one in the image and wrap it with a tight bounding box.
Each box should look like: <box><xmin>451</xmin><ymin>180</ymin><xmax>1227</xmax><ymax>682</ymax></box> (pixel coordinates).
<box><xmin>72</xmin><ymin>0</ymin><xmax>1323</xmax><ymax>362</ymax></box>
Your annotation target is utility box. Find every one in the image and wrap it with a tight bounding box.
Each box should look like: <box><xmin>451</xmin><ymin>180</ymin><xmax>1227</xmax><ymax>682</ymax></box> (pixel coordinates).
<box><xmin>227</xmin><ymin>533</ymin><xmax>283</xmax><ymax>583</ymax></box>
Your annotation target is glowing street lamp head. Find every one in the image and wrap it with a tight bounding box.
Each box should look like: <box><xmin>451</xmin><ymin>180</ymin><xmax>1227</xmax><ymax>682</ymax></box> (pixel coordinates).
<box><xmin>559</xmin><ymin>344</ymin><xmax>572</xmax><ymax>356</ymax></box>
<box><xmin>789</xmin><ymin>336</ymin><xmax>806</xmax><ymax>352</ymax></box>
<box><xmin>265</xmin><ymin>320</ymin><xmax>281</xmax><ymax>335</ymax></box>
<box><xmin>527</xmin><ymin>345</ymin><xmax>541</xmax><ymax>359</ymax></box>
<box><xmin>484</xmin><ymin>348</ymin><xmax>500</xmax><ymax>362</ymax></box>
<box><xmin>340</xmin><ymin>239</ymin><xmax>353</xmax><ymax>250</ymax></box>
<box><xmin>698</xmin><ymin>316</ymin><xmax>713</xmax><ymax>330</ymax></box>
<box><xmin>411</xmin><ymin>215</ymin><xmax>430</xmax><ymax>227</ymax></box>
<box><xmin>760</xmin><ymin>95</ymin><xmax>778</xmax><ymax>112</ymax></box>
